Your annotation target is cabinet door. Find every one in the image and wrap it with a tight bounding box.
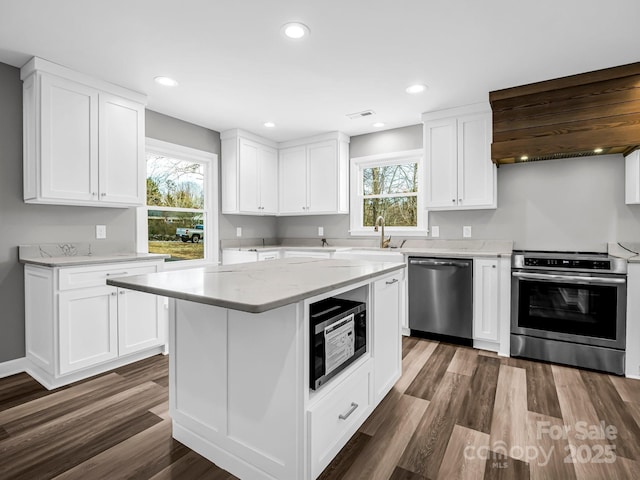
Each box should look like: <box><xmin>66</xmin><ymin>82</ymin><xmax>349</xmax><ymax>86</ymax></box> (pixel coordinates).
<box><xmin>238</xmin><ymin>138</ymin><xmax>260</xmax><ymax>213</ymax></box>
<box><xmin>99</xmin><ymin>93</ymin><xmax>145</xmax><ymax>205</ymax></box>
<box><xmin>307</xmin><ymin>140</ymin><xmax>339</xmax><ymax>213</ymax></box>
<box><xmin>58</xmin><ymin>286</ymin><xmax>118</xmax><ymax>374</ymax></box>
<box><xmin>259</xmin><ymin>145</ymin><xmax>279</xmax><ymax>214</ymax></box>
<box><xmin>117</xmin><ymin>289</ymin><xmax>164</xmax><ymax>355</ymax></box>
<box><xmin>457</xmin><ymin>113</ymin><xmax>496</xmax><ymax>208</ymax></box>
<box><xmin>373</xmin><ymin>275</ymin><xmax>401</xmax><ymax>403</ymax></box>
<box><xmin>279</xmin><ymin>146</ymin><xmax>307</xmax><ymax>214</ymax></box>
<box><xmin>473</xmin><ymin>259</ymin><xmax>499</xmax><ymax>342</ymax></box>
<box><xmin>40</xmin><ymin>74</ymin><xmax>99</xmax><ymax>202</ymax></box>
<box><xmin>424</xmin><ymin>118</ymin><xmax>458</xmax><ymax>208</ymax></box>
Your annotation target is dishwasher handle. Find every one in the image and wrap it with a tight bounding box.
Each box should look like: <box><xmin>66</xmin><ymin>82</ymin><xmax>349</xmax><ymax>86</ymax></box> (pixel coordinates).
<box><xmin>409</xmin><ymin>258</ymin><xmax>470</xmax><ymax>268</ymax></box>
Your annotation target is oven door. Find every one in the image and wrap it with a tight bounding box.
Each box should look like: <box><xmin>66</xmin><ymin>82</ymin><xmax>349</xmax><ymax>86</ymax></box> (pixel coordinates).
<box><xmin>511</xmin><ymin>270</ymin><xmax>626</xmax><ymax>349</ymax></box>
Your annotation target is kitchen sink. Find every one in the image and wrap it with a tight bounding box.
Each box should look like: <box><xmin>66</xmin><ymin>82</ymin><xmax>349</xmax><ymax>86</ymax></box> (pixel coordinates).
<box><xmin>332</xmin><ymin>249</ymin><xmax>404</xmax><ymax>262</ymax></box>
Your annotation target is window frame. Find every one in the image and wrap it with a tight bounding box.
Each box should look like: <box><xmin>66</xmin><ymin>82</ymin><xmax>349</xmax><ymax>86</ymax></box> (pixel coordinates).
<box><xmin>349</xmin><ymin>149</ymin><xmax>427</xmax><ymax>237</ymax></box>
<box><xmin>136</xmin><ymin>138</ymin><xmax>219</xmax><ymax>269</ymax></box>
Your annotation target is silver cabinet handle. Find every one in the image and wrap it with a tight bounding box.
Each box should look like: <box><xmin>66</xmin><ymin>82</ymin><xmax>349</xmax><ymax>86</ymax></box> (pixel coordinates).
<box><xmin>119</xmin><ymin>290</ymin><xmax>125</xmax><ymax>295</ymax></box>
<box><xmin>92</xmin><ymin>192</ymin><xmax>97</xmax><ymax>196</ymax></box>
<box><xmin>111</xmin><ymin>292</ymin><xmax>117</xmax><ymax>296</ymax></box>
<box><xmin>458</xmin><ymin>198</ymin><xmax>462</xmax><ymax>203</ymax></box>
<box><xmin>101</xmin><ymin>193</ymin><xmax>106</xmax><ymax>197</ymax></box>
<box><xmin>338</xmin><ymin>402</ymin><xmax>359</xmax><ymax>420</ymax></box>
<box><xmin>452</xmin><ymin>199</ymin><xmax>456</xmax><ymax>203</ymax></box>
<box><xmin>386</xmin><ymin>278</ymin><xmax>399</xmax><ymax>285</ymax></box>
<box><xmin>106</xmin><ymin>272</ymin><xmax>129</xmax><ymax>276</ymax></box>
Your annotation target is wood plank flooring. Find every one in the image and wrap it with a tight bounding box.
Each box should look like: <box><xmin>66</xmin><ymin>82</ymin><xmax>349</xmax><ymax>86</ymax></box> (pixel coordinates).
<box><xmin>2</xmin><ymin>338</ymin><xmax>640</xmax><ymax>479</ymax></box>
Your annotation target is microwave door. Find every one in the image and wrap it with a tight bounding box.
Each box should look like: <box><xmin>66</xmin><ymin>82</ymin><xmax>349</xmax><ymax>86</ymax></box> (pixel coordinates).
<box><xmin>324</xmin><ymin>315</ymin><xmax>355</xmax><ymax>375</ymax></box>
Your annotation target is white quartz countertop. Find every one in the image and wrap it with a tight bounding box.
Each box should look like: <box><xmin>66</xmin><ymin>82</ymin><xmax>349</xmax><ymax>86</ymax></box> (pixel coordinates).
<box><xmin>106</xmin><ymin>257</ymin><xmax>405</xmax><ymax>313</ymax></box>
<box><xmin>224</xmin><ymin>240</ymin><xmax>513</xmax><ymax>258</ymax></box>
<box><xmin>20</xmin><ymin>252</ymin><xmax>169</xmax><ymax>267</ymax></box>
<box><xmin>608</xmin><ymin>242</ymin><xmax>640</xmax><ymax>263</ymax></box>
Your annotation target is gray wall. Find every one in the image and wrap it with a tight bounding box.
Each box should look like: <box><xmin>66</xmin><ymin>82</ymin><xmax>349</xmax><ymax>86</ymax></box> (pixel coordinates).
<box><xmin>0</xmin><ymin>63</ymin><xmax>137</xmax><ymax>362</ymax></box>
<box><xmin>278</xmin><ymin>124</ymin><xmax>640</xmax><ymax>252</ymax></box>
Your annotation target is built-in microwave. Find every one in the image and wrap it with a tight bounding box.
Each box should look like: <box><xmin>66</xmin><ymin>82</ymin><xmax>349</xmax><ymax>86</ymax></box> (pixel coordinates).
<box><xmin>310</xmin><ymin>297</ymin><xmax>366</xmax><ymax>390</ymax></box>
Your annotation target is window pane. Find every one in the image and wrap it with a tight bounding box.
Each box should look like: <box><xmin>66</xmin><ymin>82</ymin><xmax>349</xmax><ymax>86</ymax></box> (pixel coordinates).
<box><xmin>147</xmin><ymin>154</ymin><xmax>205</xmax><ymax>208</ymax></box>
<box><xmin>363</xmin><ymin>196</ymin><xmax>417</xmax><ymax>227</ymax></box>
<box><xmin>148</xmin><ymin>210</ymin><xmax>204</xmax><ymax>261</ymax></box>
<box><xmin>362</xmin><ymin>163</ymin><xmax>418</xmax><ymax>195</ymax></box>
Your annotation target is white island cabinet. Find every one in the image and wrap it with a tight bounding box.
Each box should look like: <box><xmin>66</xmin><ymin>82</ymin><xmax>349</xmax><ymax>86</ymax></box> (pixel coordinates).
<box><xmin>23</xmin><ymin>258</ymin><xmax>167</xmax><ymax>389</ymax></box>
<box><xmin>107</xmin><ymin>257</ymin><xmax>405</xmax><ymax>480</ymax></box>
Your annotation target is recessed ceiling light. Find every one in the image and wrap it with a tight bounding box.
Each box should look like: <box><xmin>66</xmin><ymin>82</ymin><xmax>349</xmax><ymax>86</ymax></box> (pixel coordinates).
<box><xmin>264</xmin><ymin>122</ymin><xmax>276</xmax><ymax>128</ymax></box>
<box><xmin>594</xmin><ymin>148</ymin><xmax>604</xmax><ymax>153</ymax></box>
<box><xmin>373</xmin><ymin>122</ymin><xmax>385</xmax><ymax>128</ymax></box>
<box><xmin>154</xmin><ymin>76</ymin><xmax>178</xmax><ymax>87</ymax></box>
<box><xmin>281</xmin><ymin>22</ymin><xmax>310</xmax><ymax>39</ymax></box>
<box><xmin>520</xmin><ymin>155</ymin><xmax>529</xmax><ymax>161</ymax></box>
<box><xmin>405</xmin><ymin>84</ymin><xmax>428</xmax><ymax>94</ymax></box>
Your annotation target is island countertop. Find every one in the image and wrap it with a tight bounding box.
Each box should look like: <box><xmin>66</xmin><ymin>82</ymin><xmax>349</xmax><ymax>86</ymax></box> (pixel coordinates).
<box><xmin>106</xmin><ymin>257</ymin><xmax>405</xmax><ymax>313</ymax></box>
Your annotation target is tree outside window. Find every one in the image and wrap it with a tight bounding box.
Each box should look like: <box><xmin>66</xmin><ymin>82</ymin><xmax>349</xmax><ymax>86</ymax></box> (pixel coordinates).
<box><xmin>146</xmin><ymin>154</ymin><xmax>207</xmax><ymax>261</ymax></box>
<box><xmin>350</xmin><ymin>150</ymin><xmax>425</xmax><ymax>235</ymax></box>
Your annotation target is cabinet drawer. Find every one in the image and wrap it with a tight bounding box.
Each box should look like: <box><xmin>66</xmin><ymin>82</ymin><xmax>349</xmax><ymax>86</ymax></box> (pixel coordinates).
<box><xmin>58</xmin><ymin>262</ymin><xmax>159</xmax><ymax>290</ymax></box>
<box><xmin>308</xmin><ymin>362</ymin><xmax>372</xmax><ymax>479</ymax></box>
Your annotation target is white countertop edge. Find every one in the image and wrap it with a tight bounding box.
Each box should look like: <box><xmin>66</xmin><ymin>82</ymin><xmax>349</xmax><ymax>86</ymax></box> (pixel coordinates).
<box><xmin>20</xmin><ymin>253</ymin><xmax>169</xmax><ymax>267</ymax></box>
<box><xmin>107</xmin><ymin>261</ymin><xmax>406</xmax><ymax>314</ymax></box>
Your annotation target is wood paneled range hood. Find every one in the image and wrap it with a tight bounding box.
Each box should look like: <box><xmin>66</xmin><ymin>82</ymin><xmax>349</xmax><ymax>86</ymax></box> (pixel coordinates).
<box><xmin>489</xmin><ymin>62</ymin><xmax>640</xmax><ymax>165</ymax></box>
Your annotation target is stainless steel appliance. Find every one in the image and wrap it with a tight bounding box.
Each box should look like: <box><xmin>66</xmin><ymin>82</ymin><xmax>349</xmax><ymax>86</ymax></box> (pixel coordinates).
<box><xmin>511</xmin><ymin>251</ymin><xmax>627</xmax><ymax>374</ymax></box>
<box><xmin>408</xmin><ymin>257</ymin><xmax>473</xmax><ymax>344</ymax></box>
<box><xmin>310</xmin><ymin>297</ymin><xmax>366</xmax><ymax>390</ymax></box>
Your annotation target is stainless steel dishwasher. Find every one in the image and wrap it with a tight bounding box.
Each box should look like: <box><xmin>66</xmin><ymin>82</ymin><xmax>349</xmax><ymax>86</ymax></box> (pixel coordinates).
<box><xmin>408</xmin><ymin>257</ymin><xmax>473</xmax><ymax>344</ymax></box>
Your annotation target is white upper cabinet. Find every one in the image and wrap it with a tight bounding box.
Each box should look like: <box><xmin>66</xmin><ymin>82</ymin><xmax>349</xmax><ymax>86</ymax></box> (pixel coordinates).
<box><xmin>278</xmin><ymin>133</ymin><xmax>350</xmax><ymax>215</ymax></box>
<box><xmin>221</xmin><ymin>130</ymin><xmax>279</xmax><ymax>215</ymax></box>
<box><xmin>625</xmin><ymin>150</ymin><xmax>640</xmax><ymax>204</ymax></box>
<box><xmin>21</xmin><ymin>57</ymin><xmax>146</xmax><ymax>207</ymax></box>
<box><xmin>423</xmin><ymin>104</ymin><xmax>496</xmax><ymax>210</ymax></box>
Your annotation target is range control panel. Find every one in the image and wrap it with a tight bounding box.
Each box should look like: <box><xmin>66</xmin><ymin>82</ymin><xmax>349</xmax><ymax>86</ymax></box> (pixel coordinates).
<box><xmin>523</xmin><ymin>258</ymin><xmax>611</xmax><ymax>270</ymax></box>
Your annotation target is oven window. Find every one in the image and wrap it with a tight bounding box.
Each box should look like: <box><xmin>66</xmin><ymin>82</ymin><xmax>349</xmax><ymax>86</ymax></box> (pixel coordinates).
<box><xmin>518</xmin><ymin>281</ymin><xmax>618</xmax><ymax>339</ymax></box>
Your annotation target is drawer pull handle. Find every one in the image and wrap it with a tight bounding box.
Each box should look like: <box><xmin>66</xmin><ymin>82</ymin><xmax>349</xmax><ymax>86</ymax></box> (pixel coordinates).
<box><xmin>386</xmin><ymin>278</ymin><xmax>398</xmax><ymax>285</ymax></box>
<box><xmin>338</xmin><ymin>402</ymin><xmax>359</xmax><ymax>420</ymax></box>
<box><xmin>106</xmin><ymin>272</ymin><xmax>129</xmax><ymax>277</ymax></box>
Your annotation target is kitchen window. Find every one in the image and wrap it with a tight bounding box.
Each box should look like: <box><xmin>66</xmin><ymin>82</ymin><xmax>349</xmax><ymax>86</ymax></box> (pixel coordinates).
<box><xmin>349</xmin><ymin>149</ymin><xmax>426</xmax><ymax>236</ymax></box>
<box><xmin>136</xmin><ymin>139</ymin><xmax>219</xmax><ymax>267</ymax></box>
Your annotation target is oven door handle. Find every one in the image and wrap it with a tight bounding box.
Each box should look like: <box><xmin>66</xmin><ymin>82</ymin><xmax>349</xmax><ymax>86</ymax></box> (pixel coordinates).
<box><xmin>512</xmin><ymin>271</ymin><xmax>626</xmax><ymax>285</ymax></box>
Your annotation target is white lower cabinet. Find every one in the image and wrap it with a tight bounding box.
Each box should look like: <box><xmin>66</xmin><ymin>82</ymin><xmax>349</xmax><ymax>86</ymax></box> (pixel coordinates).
<box><xmin>308</xmin><ymin>361</ymin><xmax>372</xmax><ymax>479</ymax></box>
<box><xmin>58</xmin><ymin>286</ymin><xmax>118</xmax><ymax>374</ymax></box>
<box><xmin>117</xmin><ymin>288</ymin><xmax>164</xmax><ymax>356</ymax></box>
<box><xmin>372</xmin><ymin>274</ymin><xmax>402</xmax><ymax>403</ymax></box>
<box><xmin>472</xmin><ymin>256</ymin><xmax>511</xmax><ymax>355</ymax></box>
<box><xmin>473</xmin><ymin>258</ymin><xmax>499</xmax><ymax>343</ymax></box>
<box><xmin>25</xmin><ymin>260</ymin><xmax>166</xmax><ymax>389</ymax></box>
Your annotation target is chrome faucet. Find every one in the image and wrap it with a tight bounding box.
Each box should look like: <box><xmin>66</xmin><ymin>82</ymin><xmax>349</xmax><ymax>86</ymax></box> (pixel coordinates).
<box><xmin>374</xmin><ymin>216</ymin><xmax>391</xmax><ymax>248</ymax></box>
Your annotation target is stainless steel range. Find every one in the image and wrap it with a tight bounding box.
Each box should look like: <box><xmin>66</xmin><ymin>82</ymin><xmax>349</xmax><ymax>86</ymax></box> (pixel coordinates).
<box><xmin>511</xmin><ymin>250</ymin><xmax>627</xmax><ymax>375</ymax></box>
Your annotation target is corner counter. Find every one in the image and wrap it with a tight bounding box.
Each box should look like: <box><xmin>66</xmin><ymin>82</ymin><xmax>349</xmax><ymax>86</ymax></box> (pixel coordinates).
<box><xmin>108</xmin><ymin>258</ymin><xmax>406</xmax><ymax>480</ymax></box>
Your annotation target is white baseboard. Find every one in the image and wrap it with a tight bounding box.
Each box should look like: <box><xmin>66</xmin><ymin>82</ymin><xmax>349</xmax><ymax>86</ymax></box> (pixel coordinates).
<box><xmin>0</xmin><ymin>357</ymin><xmax>29</xmax><ymax>379</ymax></box>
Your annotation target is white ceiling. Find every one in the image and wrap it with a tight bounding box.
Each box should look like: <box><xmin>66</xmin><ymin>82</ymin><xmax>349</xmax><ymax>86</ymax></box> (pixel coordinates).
<box><xmin>1</xmin><ymin>0</ymin><xmax>639</xmax><ymax>142</ymax></box>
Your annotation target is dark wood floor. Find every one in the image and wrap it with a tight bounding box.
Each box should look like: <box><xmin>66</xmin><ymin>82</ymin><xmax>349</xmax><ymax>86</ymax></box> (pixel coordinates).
<box><xmin>2</xmin><ymin>338</ymin><xmax>640</xmax><ymax>479</ymax></box>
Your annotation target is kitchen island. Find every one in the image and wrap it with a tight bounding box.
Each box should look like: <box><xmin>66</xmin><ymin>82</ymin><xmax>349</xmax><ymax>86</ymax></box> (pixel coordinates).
<box><xmin>107</xmin><ymin>257</ymin><xmax>405</xmax><ymax>480</ymax></box>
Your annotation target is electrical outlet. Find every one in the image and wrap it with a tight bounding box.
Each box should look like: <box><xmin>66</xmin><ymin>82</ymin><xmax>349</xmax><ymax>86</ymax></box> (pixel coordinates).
<box><xmin>431</xmin><ymin>226</ymin><xmax>440</xmax><ymax>238</ymax></box>
<box><xmin>96</xmin><ymin>225</ymin><xmax>106</xmax><ymax>239</ymax></box>
<box><xmin>236</xmin><ymin>227</ymin><xmax>242</xmax><ymax>237</ymax></box>
<box><xmin>318</xmin><ymin>226</ymin><xmax>324</xmax><ymax>236</ymax></box>
<box><xmin>463</xmin><ymin>226</ymin><xmax>472</xmax><ymax>238</ymax></box>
